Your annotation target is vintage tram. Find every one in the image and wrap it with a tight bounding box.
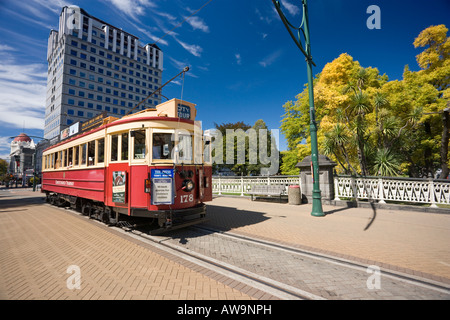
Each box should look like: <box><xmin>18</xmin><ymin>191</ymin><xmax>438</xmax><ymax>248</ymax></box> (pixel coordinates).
<box><xmin>41</xmin><ymin>99</ymin><xmax>212</xmax><ymax>233</ymax></box>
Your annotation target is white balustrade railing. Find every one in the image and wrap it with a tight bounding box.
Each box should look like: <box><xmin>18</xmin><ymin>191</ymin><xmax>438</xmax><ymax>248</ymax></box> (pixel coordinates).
<box><xmin>334</xmin><ymin>175</ymin><xmax>450</xmax><ymax>207</ymax></box>
<box><xmin>212</xmin><ymin>175</ymin><xmax>450</xmax><ymax>207</ymax></box>
<box><xmin>212</xmin><ymin>175</ymin><xmax>301</xmax><ymax>196</ymax></box>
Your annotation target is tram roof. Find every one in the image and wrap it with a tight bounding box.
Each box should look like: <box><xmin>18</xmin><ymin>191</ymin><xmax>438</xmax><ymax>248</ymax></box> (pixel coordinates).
<box><xmin>44</xmin><ymin>99</ymin><xmax>198</xmax><ymax>152</ymax></box>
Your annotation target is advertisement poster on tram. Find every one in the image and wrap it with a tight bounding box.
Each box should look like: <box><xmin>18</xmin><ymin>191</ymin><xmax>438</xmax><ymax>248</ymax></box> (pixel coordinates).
<box><xmin>112</xmin><ymin>171</ymin><xmax>126</xmax><ymax>203</ymax></box>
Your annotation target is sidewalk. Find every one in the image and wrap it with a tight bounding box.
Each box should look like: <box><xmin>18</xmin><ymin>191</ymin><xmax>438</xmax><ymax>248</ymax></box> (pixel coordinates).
<box><xmin>205</xmin><ymin>196</ymin><xmax>450</xmax><ymax>284</ymax></box>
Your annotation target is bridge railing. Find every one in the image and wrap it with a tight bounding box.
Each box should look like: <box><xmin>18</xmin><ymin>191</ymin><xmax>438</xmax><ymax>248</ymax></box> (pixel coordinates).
<box><xmin>212</xmin><ymin>175</ymin><xmax>450</xmax><ymax>207</ymax></box>
<box><xmin>212</xmin><ymin>175</ymin><xmax>301</xmax><ymax>196</ymax></box>
<box><xmin>334</xmin><ymin>175</ymin><xmax>450</xmax><ymax>207</ymax></box>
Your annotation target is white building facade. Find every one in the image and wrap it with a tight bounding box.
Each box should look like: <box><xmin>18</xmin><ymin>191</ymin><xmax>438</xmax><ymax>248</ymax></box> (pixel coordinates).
<box><xmin>44</xmin><ymin>6</ymin><xmax>164</xmax><ymax>140</ymax></box>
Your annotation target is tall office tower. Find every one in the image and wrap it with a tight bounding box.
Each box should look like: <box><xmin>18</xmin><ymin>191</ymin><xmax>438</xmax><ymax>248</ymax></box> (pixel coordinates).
<box><xmin>44</xmin><ymin>6</ymin><xmax>163</xmax><ymax>140</ymax></box>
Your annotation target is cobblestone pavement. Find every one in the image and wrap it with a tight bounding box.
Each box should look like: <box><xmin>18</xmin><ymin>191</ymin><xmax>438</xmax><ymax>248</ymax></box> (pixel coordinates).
<box><xmin>156</xmin><ymin>227</ymin><xmax>450</xmax><ymax>300</ymax></box>
<box><xmin>203</xmin><ymin>196</ymin><xmax>450</xmax><ymax>284</ymax></box>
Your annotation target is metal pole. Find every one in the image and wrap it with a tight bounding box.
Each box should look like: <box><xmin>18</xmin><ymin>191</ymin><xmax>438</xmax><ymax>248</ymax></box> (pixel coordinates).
<box><xmin>302</xmin><ymin>0</ymin><xmax>324</xmax><ymax>216</ymax></box>
<box><xmin>272</xmin><ymin>0</ymin><xmax>324</xmax><ymax>216</ymax></box>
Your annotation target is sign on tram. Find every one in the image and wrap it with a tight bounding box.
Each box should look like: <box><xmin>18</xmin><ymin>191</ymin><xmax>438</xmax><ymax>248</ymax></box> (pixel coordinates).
<box><xmin>177</xmin><ymin>104</ymin><xmax>191</xmax><ymax>119</ymax></box>
<box><xmin>112</xmin><ymin>171</ymin><xmax>126</xmax><ymax>203</ymax></box>
<box><xmin>151</xmin><ymin>169</ymin><xmax>174</xmax><ymax>205</ymax></box>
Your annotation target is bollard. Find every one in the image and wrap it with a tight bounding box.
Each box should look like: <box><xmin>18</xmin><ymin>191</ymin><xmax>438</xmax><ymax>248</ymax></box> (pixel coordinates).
<box><xmin>288</xmin><ymin>185</ymin><xmax>301</xmax><ymax>205</ymax></box>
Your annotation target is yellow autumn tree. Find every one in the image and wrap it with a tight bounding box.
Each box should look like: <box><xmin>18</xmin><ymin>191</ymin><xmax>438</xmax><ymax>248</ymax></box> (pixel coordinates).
<box><xmin>280</xmin><ymin>25</ymin><xmax>449</xmax><ymax>178</ymax></box>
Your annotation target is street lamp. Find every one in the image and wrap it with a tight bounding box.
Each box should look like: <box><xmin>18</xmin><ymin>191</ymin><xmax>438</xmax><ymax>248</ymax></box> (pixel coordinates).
<box><xmin>272</xmin><ymin>0</ymin><xmax>324</xmax><ymax>216</ymax></box>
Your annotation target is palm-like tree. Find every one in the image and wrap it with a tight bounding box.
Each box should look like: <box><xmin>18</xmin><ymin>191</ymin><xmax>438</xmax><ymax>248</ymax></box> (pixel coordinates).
<box><xmin>322</xmin><ymin>123</ymin><xmax>357</xmax><ymax>175</ymax></box>
<box><xmin>372</xmin><ymin>148</ymin><xmax>401</xmax><ymax>176</ymax></box>
<box><xmin>348</xmin><ymin>91</ymin><xmax>372</xmax><ymax>176</ymax></box>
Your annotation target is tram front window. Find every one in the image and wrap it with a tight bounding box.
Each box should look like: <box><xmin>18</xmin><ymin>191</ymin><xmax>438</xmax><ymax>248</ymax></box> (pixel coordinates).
<box><xmin>152</xmin><ymin>133</ymin><xmax>174</xmax><ymax>160</ymax></box>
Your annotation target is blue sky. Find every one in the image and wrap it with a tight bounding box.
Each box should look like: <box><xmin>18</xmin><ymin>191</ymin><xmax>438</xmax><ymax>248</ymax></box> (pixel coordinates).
<box><xmin>0</xmin><ymin>0</ymin><xmax>449</xmax><ymax>160</ymax></box>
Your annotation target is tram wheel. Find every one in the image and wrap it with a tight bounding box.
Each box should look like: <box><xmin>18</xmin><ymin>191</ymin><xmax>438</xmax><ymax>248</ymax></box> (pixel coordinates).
<box><xmin>81</xmin><ymin>202</ymin><xmax>92</xmax><ymax>217</ymax></box>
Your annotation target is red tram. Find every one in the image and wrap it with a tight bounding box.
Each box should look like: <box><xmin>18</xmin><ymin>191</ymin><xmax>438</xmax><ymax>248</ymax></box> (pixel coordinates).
<box><xmin>41</xmin><ymin>99</ymin><xmax>212</xmax><ymax>233</ymax></box>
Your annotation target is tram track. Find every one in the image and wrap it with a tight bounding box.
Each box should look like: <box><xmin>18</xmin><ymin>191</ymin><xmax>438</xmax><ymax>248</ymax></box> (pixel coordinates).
<box><xmin>123</xmin><ymin>226</ymin><xmax>321</xmax><ymax>300</ymax></box>
<box><xmin>189</xmin><ymin>225</ymin><xmax>450</xmax><ymax>295</ymax></box>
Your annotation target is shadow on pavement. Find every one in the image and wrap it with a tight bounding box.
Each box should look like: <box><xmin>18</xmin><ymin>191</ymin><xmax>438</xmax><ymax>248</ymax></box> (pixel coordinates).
<box><xmin>0</xmin><ymin>192</ymin><xmax>46</xmax><ymax>210</ymax></box>
<box><xmin>158</xmin><ymin>204</ymin><xmax>271</xmax><ymax>243</ymax></box>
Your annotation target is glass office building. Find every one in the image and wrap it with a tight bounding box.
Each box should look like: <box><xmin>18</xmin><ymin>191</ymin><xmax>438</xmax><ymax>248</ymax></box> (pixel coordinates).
<box><xmin>44</xmin><ymin>6</ymin><xmax>163</xmax><ymax>140</ymax></box>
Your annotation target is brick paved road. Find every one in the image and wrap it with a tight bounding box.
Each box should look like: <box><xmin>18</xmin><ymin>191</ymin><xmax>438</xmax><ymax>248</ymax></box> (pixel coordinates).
<box><xmin>0</xmin><ymin>189</ymin><xmax>262</xmax><ymax>300</ymax></box>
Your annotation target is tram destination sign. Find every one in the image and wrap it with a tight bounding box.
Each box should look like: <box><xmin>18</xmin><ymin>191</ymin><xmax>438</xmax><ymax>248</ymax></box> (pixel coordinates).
<box><xmin>177</xmin><ymin>104</ymin><xmax>191</xmax><ymax>120</ymax></box>
<box><xmin>81</xmin><ymin>111</ymin><xmax>108</xmax><ymax>133</ymax></box>
<box><xmin>151</xmin><ymin>169</ymin><xmax>174</xmax><ymax>205</ymax></box>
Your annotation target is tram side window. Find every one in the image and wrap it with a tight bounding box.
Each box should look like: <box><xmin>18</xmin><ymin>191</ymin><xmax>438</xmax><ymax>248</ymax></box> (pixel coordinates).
<box><xmin>88</xmin><ymin>141</ymin><xmax>95</xmax><ymax>166</ymax></box>
<box><xmin>68</xmin><ymin>148</ymin><xmax>73</xmax><ymax>167</ymax></box>
<box><xmin>55</xmin><ymin>151</ymin><xmax>61</xmax><ymax>169</ymax></box>
<box><xmin>111</xmin><ymin>135</ymin><xmax>118</xmax><ymax>161</ymax></box>
<box><xmin>81</xmin><ymin>144</ymin><xmax>87</xmax><ymax>165</ymax></box>
<box><xmin>63</xmin><ymin>149</ymin><xmax>67</xmax><ymax>167</ymax></box>
<box><xmin>74</xmin><ymin>146</ymin><xmax>79</xmax><ymax>166</ymax></box>
<box><xmin>97</xmin><ymin>138</ymin><xmax>105</xmax><ymax>163</ymax></box>
<box><xmin>153</xmin><ymin>133</ymin><xmax>174</xmax><ymax>160</ymax></box>
<box><xmin>133</xmin><ymin>130</ymin><xmax>146</xmax><ymax>159</ymax></box>
<box><xmin>51</xmin><ymin>153</ymin><xmax>55</xmax><ymax>169</ymax></box>
<box><xmin>122</xmin><ymin>132</ymin><xmax>129</xmax><ymax>161</ymax></box>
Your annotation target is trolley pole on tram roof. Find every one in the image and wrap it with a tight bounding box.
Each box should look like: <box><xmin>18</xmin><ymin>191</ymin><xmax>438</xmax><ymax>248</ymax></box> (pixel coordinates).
<box><xmin>272</xmin><ymin>0</ymin><xmax>324</xmax><ymax>217</ymax></box>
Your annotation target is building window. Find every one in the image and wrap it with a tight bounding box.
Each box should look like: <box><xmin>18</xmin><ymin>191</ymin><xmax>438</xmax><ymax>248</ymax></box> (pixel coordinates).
<box><xmin>77</xmin><ymin>110</ymin><xmax>84</xmax><ymax>116</ymax></box>
<box><xmin>70</xmin><ymin>59</ymin><xmax>77</xmax><ymax>66</ymax></box>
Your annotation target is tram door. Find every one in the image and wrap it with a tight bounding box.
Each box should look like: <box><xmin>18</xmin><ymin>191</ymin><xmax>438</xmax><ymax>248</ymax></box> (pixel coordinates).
<box><xmin>129</xmin><ymin>129</ymin><xmax>148</xmax><ymax>209</ymax></box>
<box><xmin>107</xmin><ymin>133</ymin><xmax>130</xmax><ymax>212</ymax></box>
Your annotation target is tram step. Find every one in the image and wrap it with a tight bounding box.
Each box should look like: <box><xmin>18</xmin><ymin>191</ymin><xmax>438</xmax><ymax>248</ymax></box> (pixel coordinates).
<box><xmin>116</xmin><ymin>220</ymin><xmax>134</xmax><ymax>231</ymax></box>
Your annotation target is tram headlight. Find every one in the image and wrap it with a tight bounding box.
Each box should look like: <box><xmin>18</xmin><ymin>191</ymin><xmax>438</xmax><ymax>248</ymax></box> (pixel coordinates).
<box><xmin>182</xmin><ymin>179</ymin><xmax>195</xmax><ymax>192</ymax></box>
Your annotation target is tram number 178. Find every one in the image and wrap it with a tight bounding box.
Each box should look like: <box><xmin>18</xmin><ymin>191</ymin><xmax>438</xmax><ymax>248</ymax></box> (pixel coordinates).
<box><xmin>180</xmin><ymin>194</ymin><xmax>194</xmax><ymax>203</ymax></box>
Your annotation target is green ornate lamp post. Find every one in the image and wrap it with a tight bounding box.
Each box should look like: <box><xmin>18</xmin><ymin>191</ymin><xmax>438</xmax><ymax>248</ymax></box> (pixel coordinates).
<box><xmin>272</xmin><ymin>0</ymin><xmax>324</xmax><ymax>216</ymax></box>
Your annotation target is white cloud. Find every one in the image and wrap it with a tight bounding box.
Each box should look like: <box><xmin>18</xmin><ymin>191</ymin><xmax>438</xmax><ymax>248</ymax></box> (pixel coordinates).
<box><xmin>174</xmin><ymin>38</ymin><xmax>203</xmax><ymax>57</ymax></box>
<box><xmin>235</xmin><ymin>53</ymin><xmax>242</xmax><ymax>65</ymax></box>
<box><xmin>0</xmin><ymin>44</ymin><xmax>16</xmax><ymax>52</ymax></box>
<box><xmin>105</xmin><ymin>0</ymin><xmax>157</xmax><ymax>18</ymax></box>
<box><xmin>259</xmin><ymin>50</ymin><xmax>283</xmax><ymax>68</ymax></box>
<box><xmin>185</xmin><ymin>16</ymin><xmax>209</xmax><ymax>33</ymax></box>
<box><xmin>0</xmin><ymin>62</ymin><xmax>47</xmax><ymax>130</ymax></box>
<box><xmin>282</xmin><ymin>0</ymin><xmax>301</xmax><ymax>16</ymax></box>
